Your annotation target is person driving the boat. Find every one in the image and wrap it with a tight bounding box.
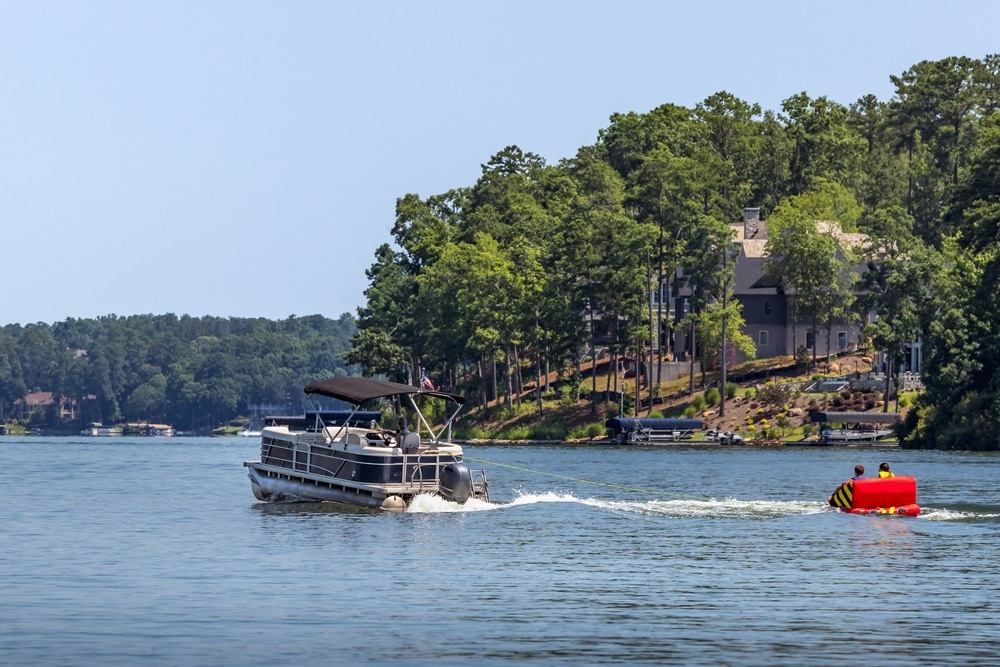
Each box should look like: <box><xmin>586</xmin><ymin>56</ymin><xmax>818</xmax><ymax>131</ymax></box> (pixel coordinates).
<box><xmin>878</xmin><ymin>462</ymin><xmax>895</xmax><ymax>478</ymax></box>
<box><xmin>396</xmin><ymin>417</ymin><xmax>409</xmax><ymax>437</ymax></box>
<box><xmin>852</xmin><ymin>464</ymin><xmax>865</xmax><ymax>480</ymax></box>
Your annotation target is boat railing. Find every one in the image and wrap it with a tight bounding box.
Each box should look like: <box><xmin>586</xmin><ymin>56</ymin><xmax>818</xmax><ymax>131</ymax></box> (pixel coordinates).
<box><xmin>259</xmin><ymin>437</ymin><xmax>464</xmax><ymax>491</ymax></box>
<box><xmin>472</xmin><ymin>468</ymin><xmax>490</xmax><ymax>502</ymax></box>
<box><xmin>406</xmin><ymin>449</ymin><xmax>449</xmax><ymax>492</ymax></box>
<box><xmin>624</xmin><ymin>427</ymin><xmax>696</xmax><ymax>443</ymax></box>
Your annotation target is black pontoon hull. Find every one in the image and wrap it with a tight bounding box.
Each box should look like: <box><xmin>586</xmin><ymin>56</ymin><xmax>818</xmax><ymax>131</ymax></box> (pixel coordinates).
<box><xmin>246</xmin><ymin>463</ymin><xmax>404</xmax><ymax>509</ymax></box>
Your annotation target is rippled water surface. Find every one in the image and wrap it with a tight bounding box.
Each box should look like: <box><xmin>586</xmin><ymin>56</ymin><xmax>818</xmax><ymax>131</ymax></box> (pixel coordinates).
<box><xmin>3</xmin><ymin>437</ymin><xmax>1000</xmax><ymax>666</ymax></box>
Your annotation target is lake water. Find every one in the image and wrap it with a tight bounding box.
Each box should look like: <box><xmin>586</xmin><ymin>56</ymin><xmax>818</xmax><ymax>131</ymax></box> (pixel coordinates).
<box><xmin>3</xmin><ymin>436</ymin><xmax>1000</xmax><ymax>666</ymax></box>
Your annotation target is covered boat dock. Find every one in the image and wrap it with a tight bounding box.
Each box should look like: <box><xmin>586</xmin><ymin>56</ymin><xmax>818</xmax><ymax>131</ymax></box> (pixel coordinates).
<box><xmin>604</xmin><ymin>417</ymin><xmax>705</xmax><ymax>444</ymax></box>
<box><xmin>809</xmin><ymin>411</ymin><xmax>900</xmax><ymax>443</ymax></box>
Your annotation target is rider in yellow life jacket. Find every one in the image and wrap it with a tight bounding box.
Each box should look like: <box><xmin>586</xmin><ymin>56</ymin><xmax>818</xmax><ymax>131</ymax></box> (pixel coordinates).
<box><xmin>878</xmin><ymin>462</ymin><xmax>895</xmax><ymax>478</ymax></box>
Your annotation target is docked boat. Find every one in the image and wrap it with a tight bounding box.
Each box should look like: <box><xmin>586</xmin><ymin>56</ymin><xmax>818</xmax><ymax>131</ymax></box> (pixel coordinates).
<box><xmin>820</xmin><ymin>426</ymin><xmax>894</xmax><ymax>442</ymax></box>
<box><xmin>810</xmin><ymin>410</ymin><xmax>899</xmax><ymax>443</ymax></box>
<box><xmin>243</xmin><ymin>377</ymin><xmax>489</xmax><ymax>510</ymax></box>
<box><xmin>604</xmin><ymin>417</ymin><xmax>704</xmax><ymax>444</ymax></box>
<box><xmin>828</xmin><ymin>476</ymin><xmax>920</xmax><ymax>516</ymax></box>
<box><xmin>81</xmin><ymin>423</ymin><xmax>123</xmax><ymax>437</ymax></box>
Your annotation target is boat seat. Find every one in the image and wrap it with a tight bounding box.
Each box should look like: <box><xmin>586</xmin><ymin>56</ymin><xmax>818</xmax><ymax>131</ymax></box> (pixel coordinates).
<box><xmin>400</xmin><ymin>432</ymin><xmax>422</xmax><ymax>453</ymax></box>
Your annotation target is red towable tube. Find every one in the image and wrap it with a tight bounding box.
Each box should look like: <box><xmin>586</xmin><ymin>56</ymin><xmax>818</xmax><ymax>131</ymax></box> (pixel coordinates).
<box><xmin>828</xmin><ymin>476</ymin><xmax>921</xmax><ymax>516</ymax></box>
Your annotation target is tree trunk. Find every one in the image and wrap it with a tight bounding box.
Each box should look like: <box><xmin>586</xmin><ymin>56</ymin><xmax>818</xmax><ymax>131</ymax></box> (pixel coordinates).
<box><xmin>688</xmin><ymin>315</ymin><xmax>696</xmax><ymax>395</ymax></box>
<box><xmin>826</xmin><ymin>325</ymin><xmax>832</xmax><ymax>365</ymax></box>
<box><xmin>646</xmin><ymin>252</ymin><xmax>655</xmax><ymax>413</ymax></box>
<box><xmin>491</xmin><ymin>358</ymin><xmax>498</xmax><ymax>406</ymax></box>
<box><xmin>478</xmin><ymin>357</ymin><xmax>488</xmax><ymax>409</ymax></box>
<box><xmin>883</xmin><ymin>355</ymin><xmax>892</xmax><ymax>413</ymax></box>
<box><xmin>513</xmin><ymin>345</ymin><xmax>523</xmax><ymax>407</ymax></box>
<box><xmin>812</xmin><ymin>313</ymin><xmax>818</xmax><ymax>365</ymax></box>
<box><xmin>536</xmin><ymin>350</ymin><xmax>543</xmax><ymax>416</ymax></box>
<box><xmin>504</xmin><ymin>347</ymin><xmax>513</xmax><ymax>412</ymax></box>
<box><xmin>606</xmin><ymin>351</ymin><xmax>613</xmax><ymax>397</ymax></box>
<box><xmin>635</xmin><ymin>343</ymin><xmax>641</xmax><ymax>417</ymax></box>
<box><xmin>589</xmin><ymin>297</ymin><xmax>598</xmax><ymax>414</ymax></box>
<box><xmin>720</xmin><ymin>285</ymin><xmax>728</xmax><ymax>419</ymax></box>
<box><xmin>545</xmin><ymin>353</ymin><xmax>551</xmax><ymax>395</ymax></box>
<box><xmin>791</xmin><ymin>300</ymin><xmax>798</xmax><ymax>362</ymax></box>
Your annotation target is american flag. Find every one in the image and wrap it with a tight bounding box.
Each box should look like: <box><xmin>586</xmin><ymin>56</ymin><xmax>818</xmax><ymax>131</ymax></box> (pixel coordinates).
<box><xmin>421</xmin><ymin>375</ymin><xmax>435</xmax><ymax>391</ymax></box>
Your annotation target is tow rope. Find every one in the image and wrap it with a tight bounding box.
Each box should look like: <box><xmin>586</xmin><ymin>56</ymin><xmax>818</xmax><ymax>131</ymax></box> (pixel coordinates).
<box><xmin>463</xmin><ymin>456</ymin><xmax>711</xmax><ymax>501</ymax></box>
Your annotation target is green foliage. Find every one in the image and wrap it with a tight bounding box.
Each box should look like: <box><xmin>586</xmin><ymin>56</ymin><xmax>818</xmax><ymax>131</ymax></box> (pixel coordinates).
<box><xmin>704</xmin><ymin>386</ymin><xmax>720</xmax><ymax>407</ymax></box>
<box><xmin>0</xmin><ymin>314</ymin><xmax>357</xmax><ymax>431</ymax></box>
<box><xmin>529</xmin><ymin>422</ymin><xmax>570</xmax><ymax>441</ymax></box>
<box><xmin>690</xmin><ymin>395</ymin><xmax>706</xmax><ymax>411</ymax></box>
<box><xmin>682</xmin><ymin>405</ymin><xmax>697</xmax><ymax>418</ymax></box>
<box><xmin>567</xmin><ymin>422</ymin><xmax>607</xmax><ymax>439</ymax></box>
<box><xmin>757</xmin><ymin>383</ymin><xmax>793</xmax><ymax>409</ymax></box>
<box><xmin>622</xmin><ymin>391</ymin><xmax>635</xmax><ymax>416</ymax></box>
<box><xmin>11</xmin><ymin>56</ymin><xmax>1000</xmax><ymax>451</ymax></box>
<box><xmin>902</xmin><ymin>111</ymin><xmax>1000</xmax><ymax>450</ymax></box>
<box><xmin>497</xmin><ymin>424</ymin><xmax>531</xmax><ymax>440</ymax></box>
<box><xmin>726</xmin><ymin>382</ymin><xmax>738</xmax><ymax>399</ymax></box>
<box><xmin>777</xmin><ymin>178</ymin><xmax>863</xmax><ymax>230</ymax></box>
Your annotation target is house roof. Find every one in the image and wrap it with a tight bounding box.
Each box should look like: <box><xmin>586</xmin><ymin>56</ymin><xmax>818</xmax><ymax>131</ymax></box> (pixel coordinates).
<box><xmin>741</xmin><ymin>239</ymin><xmax>768</xmax><ymax>259</ymax></box>
<box><xmin>730</xmin><ymin>218</ymin><xmax>870</xmax><ymax>294</ymax></box>
<box><xmin>815</xmin><ymin>220</ymin><xmax>868</xmax><ymax>251</ymax></box>
<box><xmin>23</xmin><ymin>391</ymin><xmax>55</xmax><ymax>406</ymax></box>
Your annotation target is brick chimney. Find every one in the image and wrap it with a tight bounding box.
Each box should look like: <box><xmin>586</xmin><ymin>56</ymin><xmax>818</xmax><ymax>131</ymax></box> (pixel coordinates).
<box><xmin>743</xmin><ymin>207</ymin><xmax>760</xmax><ymax>238</ymax></box>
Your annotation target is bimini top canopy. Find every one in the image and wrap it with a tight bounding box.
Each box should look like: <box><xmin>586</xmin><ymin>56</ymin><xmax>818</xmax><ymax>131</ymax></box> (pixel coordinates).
<box><xmin>809</xmin><ymin>411</ymin><xmax>900</xmax><ymax>424</ymax></box>
<box><xmin>605</xmin><ymin>417</ymin><xmax>705</xmax><ymax>431</ymax></box>
<box><xmin>303</xmin><ymin>377</ymin><xmax>465</xmax><ymax>406</ymax></box>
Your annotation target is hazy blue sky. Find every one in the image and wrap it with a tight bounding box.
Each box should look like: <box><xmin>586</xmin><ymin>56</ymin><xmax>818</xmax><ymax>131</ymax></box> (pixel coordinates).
<box><xmin>2</xmin><ymin>1</ymin><xmax>998</xmax><ymax>326</ymax></box>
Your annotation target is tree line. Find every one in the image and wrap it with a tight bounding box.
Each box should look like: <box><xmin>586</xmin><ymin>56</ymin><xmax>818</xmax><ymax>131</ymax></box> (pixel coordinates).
<box><xmin>0</xmin><ymin>313</ymin><xmax>356</xmax><ymax>431</ymax></box>
<box><xmin>347</xmin><ymin>55</ymin><xmax>1000</xmax><ymax>450</ymax></box>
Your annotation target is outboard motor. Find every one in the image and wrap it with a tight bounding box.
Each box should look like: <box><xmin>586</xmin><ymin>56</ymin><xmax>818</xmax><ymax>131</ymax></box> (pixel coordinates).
<box><xmin>439</xmin><ymin>462</ymin><xmax>474</xmax><ymax>504</ymax></box>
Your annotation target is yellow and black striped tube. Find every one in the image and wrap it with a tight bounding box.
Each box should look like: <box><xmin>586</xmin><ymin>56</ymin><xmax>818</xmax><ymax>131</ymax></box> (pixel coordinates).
<box><xmin>829</xmin><ymin>481</ymin><xmax>854</xmax><ymax>509</ymax></box>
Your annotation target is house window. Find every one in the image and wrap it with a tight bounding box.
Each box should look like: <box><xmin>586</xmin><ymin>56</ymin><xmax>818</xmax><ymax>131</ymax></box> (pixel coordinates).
<box><xmin>650</xmin><ymin>283</ymin><xmax>668</xmax><ymax>305</ymax></box>
<box><xmin>806</xmin><ymin>331</ymin><xmax>815</xmax><ymax>350</ymax></box>
<box><xmin>838</xmin><ymin>331</ymin><xmax>847</xmax><ymax>350</ymax></box>
<box><xmin>764</xmin><ymin>300</ymin><xmax>772</xmax><ymax>316</ymax></box>
<box><xmin>759</xmin><ymin>331</ymin><xmax>769</xmax><ymax>346</ymax></box>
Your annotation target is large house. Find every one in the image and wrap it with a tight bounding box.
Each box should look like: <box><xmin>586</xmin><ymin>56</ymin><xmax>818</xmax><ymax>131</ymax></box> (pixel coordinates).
<box><xmin>730</xmin><ymin>208</ymin><xmax>869</xmax><ymax>361</ymax></box>
<box><xmin>607</xmin><ymin>207</ymin><xmax>923</xmax><ymax>375</ymax></box>
<box><xmin>671</xmin><ymin>208</ymin><xmax>873</xmax><ymax>365</ymax></box>
<box><xmin>14</xmin><ymin>391</ymin><xmax>80</xmax><ymax>422</ymax></box>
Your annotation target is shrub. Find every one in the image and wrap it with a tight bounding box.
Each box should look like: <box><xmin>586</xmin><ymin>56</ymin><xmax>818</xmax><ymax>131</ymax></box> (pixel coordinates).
<box><xmin>705</xmin><ymin>386</ymin><xmax>720</xmax><ymax>407</ymax></box>
<box><xmin>458</xmin><ymin>425</ymin><xmax>490</xmax><ymax>440</ymax></box>
<box><xmin>691</xmin><ymin>395</ymin><xmax>707</xmax><ymax>411</ymax></box>
<box><xmin>498</xmin><ymin>425</ymin><xmax>531</xmax><ymax>440</ymax></box>
<box><xmin>528</xmin><ymin>423</ymin><xmax>568</xmax><ymax>441</ymax></box>
<box><xmin>726</xmin><ymin>382</ymin><xmax>738</xmax><ymax>399</ymax></box>
<box><xmin>683</xmin><ymin>405</ymin><xmax>697</xmax><ymax>418</ymax></box>
<box><xmin>648</xmin><ymin>409</ymin><xmax>664</xmax><ymax>418</ymax></box>
<box><xmin>757</xmin><ymin>383</ymin><xmax>793</xmax><ymax>409</ymax></box>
